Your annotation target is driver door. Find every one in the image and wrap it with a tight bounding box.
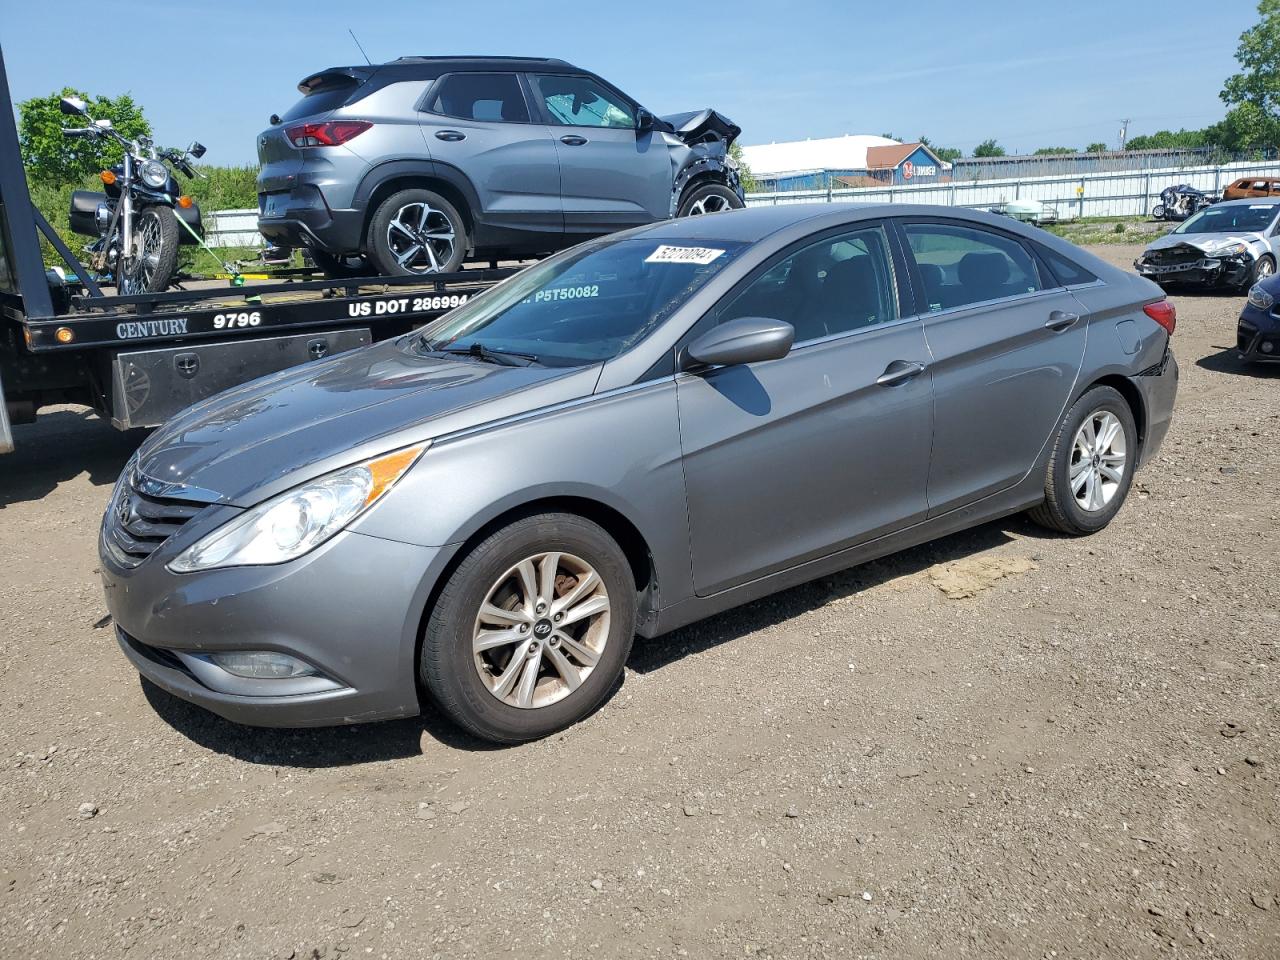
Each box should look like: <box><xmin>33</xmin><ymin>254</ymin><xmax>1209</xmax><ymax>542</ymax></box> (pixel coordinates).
<box><xmin>528</xmin><ymin>73</ymin><xmax>673</xmax><ymax>234</ymax></box>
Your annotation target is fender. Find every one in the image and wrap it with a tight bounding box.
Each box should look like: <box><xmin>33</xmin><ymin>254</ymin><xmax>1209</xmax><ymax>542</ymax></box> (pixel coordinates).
<box><xmin>352</xmin><ymin>157</ymin><xmax>482</xmax><ymax>224</ymax></box>
<box><xmin>671</xmin><ymin>157</ymin><xmax>743</xmax><ymax>217</ymax></box>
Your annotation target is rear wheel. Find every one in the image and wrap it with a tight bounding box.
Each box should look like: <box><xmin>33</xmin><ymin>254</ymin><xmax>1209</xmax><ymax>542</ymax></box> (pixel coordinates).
<box><xmin>367</xmin><ymin>188</ymin><xmax>467</xmax><ymax>276</ymax></box>
<box><xmin>1027</xmin><ymin>385</ymin><xmax>1137</xmax><ymax>535</ymax></box>
<box><xmin>420</xmin><ymin>513</ymin><xmax>636</xmax><ymax>744</ymax></box>
<box><xmin>1151</xmin><ymin>204</ymin><xmax>1166</xmax><ymax>220</ymax></box>
<box><xmin>678</xmin><ymin>182</ymin><xmax>743</xmax><ymax>218</ymax></box>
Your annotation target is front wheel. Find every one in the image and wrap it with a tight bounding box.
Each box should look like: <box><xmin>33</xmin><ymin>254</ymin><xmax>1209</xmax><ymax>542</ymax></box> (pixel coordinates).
<box><xmin>366</xmin><ymin>188</ymin><xmax>467</xmax><ymax>276</ymax></box>
<box><xmin>119</xmin><ymin>205</ymin><xmax>179</xmax><ymax>294</ymax></box>
<box><xmin>1027</xmin><ymin>385</ymin><xmax>1138</xmax><ymax>535</ymax></box>
<box><xmin>678</xmin><ymin>181</ymin><xmax>743</xmax><ymax>217</ymax></box>
<box><xmin>420</xmin><ymin>513</ymin><xmax>636</xmax><ymax>744</ymax></box>
<box><xmin>1245</xmin><ymin>254</ymin><xmax>1275</xmax><ymax>289</ymax></box>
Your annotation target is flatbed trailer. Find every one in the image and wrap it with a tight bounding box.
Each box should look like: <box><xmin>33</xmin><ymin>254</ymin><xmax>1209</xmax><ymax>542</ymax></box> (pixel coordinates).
<box><xmin>0</xmin><ymin>47</ymin><xmax>514</xmax><ymax>452</ymax></box>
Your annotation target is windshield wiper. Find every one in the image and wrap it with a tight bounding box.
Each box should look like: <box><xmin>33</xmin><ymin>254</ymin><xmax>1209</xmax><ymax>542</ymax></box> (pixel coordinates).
<box><xmin>436</xmin><ymin>343</ymin><xmax>539</xmax><ymax>367</ymax></box>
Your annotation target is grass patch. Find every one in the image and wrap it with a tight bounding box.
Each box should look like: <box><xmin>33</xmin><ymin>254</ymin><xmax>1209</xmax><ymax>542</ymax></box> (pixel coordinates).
<box><xmin>1045</xmin><ymin>216</ymin><xmax>1171</xmax><ymax>246</ymax></box>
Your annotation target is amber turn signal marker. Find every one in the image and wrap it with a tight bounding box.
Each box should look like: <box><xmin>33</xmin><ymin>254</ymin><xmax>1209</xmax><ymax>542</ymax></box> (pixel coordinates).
<box><xmin>363</xmin><ymin>445</ymin><xmax>426</xmax><ymax>506</ymax></box>
<box><xmin>177</xmin><ymin>195</ymin><xmax>193</xmax><ymax>209</ymax></box>
<box><xmin>99</xmin><ymin>170</ymin><xmax>116</xmax><ymax>185</ymax></box>
<box><xmin>55</xmin><ymin>327</ymin><xmax>75</xmax><ymax>344</ymax></box>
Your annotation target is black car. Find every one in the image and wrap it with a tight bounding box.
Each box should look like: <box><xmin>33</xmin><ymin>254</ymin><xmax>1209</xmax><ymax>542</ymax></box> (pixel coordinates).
<box><xmin>1238</xmin><ymin>272</ymin><xmax>1280</xmax><ymax>362</ymax></box>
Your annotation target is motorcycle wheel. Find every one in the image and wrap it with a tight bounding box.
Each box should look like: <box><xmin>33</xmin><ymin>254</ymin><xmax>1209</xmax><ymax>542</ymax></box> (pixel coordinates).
<box><xmin>119</xmin><ymin>206</ymin><xmax>179</xmax><ymax>295</ymax></box>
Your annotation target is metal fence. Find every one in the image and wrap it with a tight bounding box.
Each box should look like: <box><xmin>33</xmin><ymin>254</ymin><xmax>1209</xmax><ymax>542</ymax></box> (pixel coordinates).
<box><xmin>745</xmin><ymin>159</ymin><xmax>1280</xmax><ymax>219</ymax></box>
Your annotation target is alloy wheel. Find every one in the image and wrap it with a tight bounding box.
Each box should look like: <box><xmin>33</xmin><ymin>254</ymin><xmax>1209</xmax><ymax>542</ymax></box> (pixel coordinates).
<box><xmin>386</xmin><ymin>202</ymin><xmax>456</xmax><ymax>273</ymax></box>
<box><xmin>1258</xmin><ymin>258</ymin><xmax>1275</xmax><ymax>279</ymax></box>
<box><xmin>471</xmin><ymin>552</ymin><xmax>611</xmax><ymax>709</ymax></box>
<box><xmin>1070</xmin><ymin>410</ymin><xmax>1127</xmax><ymax>512</ymax></box>
<box><xmin>687</xmin><ymin>194</ymin><xmax>734</xmax><ymax>216</ymax></box>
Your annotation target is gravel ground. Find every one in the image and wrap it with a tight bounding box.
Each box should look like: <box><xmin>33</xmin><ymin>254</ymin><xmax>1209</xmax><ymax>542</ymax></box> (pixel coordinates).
<box><xmin>2</xmin><ymin>244</ymin><xmax>1277</xmax><ymax>960</ymax></box>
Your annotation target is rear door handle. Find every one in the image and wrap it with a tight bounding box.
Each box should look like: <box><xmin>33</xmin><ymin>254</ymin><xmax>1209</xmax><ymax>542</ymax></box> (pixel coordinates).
<box><xmin>1045</xmin><ymin>310</ymin><xmax>1080</xmax><ymax>331</ymax></box>
<box><xmin>434</xmin><ymin>130</ymin><xmax>466</xmax><ymax>142</ymax></box>
<box><xmin>876</xmin><ymin>360</ymin><xmax>928</xmax><ymax>386</ymax></box>
<box><xmin>560</xmin><ymin>134</ymin><xmax>588</xmax><ymax>146</ymax></box>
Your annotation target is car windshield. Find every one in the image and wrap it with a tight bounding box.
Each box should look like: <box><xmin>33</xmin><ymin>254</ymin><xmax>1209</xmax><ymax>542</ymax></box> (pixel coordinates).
<box><xmin>415</xmin><ymin>238</ymin><xmax>746</xmax><ymax>366</ymax></box>
<box><xmin>1175</xmin><ymin>204</ymin><xmax>1278</xmax><ymax>235</ymax></box>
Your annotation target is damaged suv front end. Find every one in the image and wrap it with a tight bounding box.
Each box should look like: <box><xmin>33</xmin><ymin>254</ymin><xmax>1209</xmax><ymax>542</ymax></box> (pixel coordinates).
<box><xmin>1136</xmin><ymin>198</ymin><xmax>1280</xmax><ymax>291</ymax></box>
<box><xmin>661</xmin><ymin>109</ymin><xmax>745</xmax><ymax>213</ymax></box>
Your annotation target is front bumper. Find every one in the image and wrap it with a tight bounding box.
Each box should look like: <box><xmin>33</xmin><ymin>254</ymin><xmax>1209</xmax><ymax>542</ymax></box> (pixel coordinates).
<box><xmin>1135</xmin><ymin>254</ymin><xmax>1250</xmax><ymax>288</ymax></box>
<box><xmin>101</xmin><ymin>525</ymin><xmax>453</xmax><ymax>727</ymax></box>
<box><xmin>1237</xmin><ymin>303</ymin><xmax>1280</xmax><ymax>362</ymax></box>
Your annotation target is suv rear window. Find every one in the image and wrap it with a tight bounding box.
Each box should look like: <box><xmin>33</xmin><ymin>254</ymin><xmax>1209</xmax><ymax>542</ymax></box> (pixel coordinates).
<box><xmin>280</xmin><ymin>76</ymin><xmax>362</xmax><ymax>123</ymax></box>
<box><xmin>426</xmin><ymin>73</ymin><xmax>530</xmax><ymax>123</ymax></box>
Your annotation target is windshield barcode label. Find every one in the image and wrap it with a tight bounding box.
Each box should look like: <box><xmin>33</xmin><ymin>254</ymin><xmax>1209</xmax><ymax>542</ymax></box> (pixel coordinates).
<box><xmin>645</xmin><ymin>245</ymin><xmax>727</xmax><ymax>265</ymax></box>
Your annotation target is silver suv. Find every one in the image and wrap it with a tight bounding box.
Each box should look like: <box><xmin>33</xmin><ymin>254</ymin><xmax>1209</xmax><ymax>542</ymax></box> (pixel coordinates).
<box><xmin>256</xmin><ymin>56</ymin><xmax>744</xmax><ymax>277</ymax></box>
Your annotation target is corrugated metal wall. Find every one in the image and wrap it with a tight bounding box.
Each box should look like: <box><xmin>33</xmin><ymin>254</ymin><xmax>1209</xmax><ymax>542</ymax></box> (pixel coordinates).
<box><xmin>745</xmin><ymin>160</ymin><xmax>1280</xmax><ymax>218</ymax></box>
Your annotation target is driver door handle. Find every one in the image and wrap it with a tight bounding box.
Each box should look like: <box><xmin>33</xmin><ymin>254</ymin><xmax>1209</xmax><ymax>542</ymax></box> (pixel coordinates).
<box><xmin>1045</xmin><ymin>310</ymin><xmax>1080</xmax><ymax>331</ymax></box>
<box><xmin>560</xmin><ymin>134</ymin><xmax>588</xmax><ymax>146</ymax></box>
<box><xmin>435</xmin><ymin>130</ymin><xmax>466</xmax><ymax>142</ymax></box>
<box><xmin>876</xmin><ymin>360</ymin><xmax>928</xmax><ymax>386</ymax></box>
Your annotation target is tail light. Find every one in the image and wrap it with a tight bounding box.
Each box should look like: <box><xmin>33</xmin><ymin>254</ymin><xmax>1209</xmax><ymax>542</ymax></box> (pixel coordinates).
<box><xmin>285</xmin><ymin>120</ymin><xmax>372</xmax><ymax>147</ymax></box>
<box><xmin>1143</xmin><ymin>299</ymin><xmax>1176</xmax><ymax>335</ymax></box>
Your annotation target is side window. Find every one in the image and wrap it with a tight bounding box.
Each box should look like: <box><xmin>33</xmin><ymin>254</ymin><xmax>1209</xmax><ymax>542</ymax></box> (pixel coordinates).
<box><xmin>531</xmin><ymin>74</ymin><xmax>636</xmax><ymax>129</ymax></box>
<box><xmin>719</xmin><ymin>226</ymin><xmax>899</xmax><ymax>343</ymax></box>
<box><xmin>1034</xmin><ymin>243</ymin><xmax>1097</xmax><ymax>286</ymax></box>
<box><xmin>903</xmin><ymin>222</ymin><xmax>1042</xmax><ymax>311</ymax></box>
<box><xmin>425</xmin><ymin>73</ymin><xmax>530</xmax><ymax>123</ymax></box>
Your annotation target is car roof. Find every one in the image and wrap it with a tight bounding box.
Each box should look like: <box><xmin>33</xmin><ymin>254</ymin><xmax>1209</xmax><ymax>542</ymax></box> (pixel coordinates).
<box><xmin>627</xmin><ymin>203</ymin><xmax>1050</xmax><ymax>244</ymax></box>
<box><xmin>389</xmin><ymin>55</ymin><xmax>580</xmax><ymax>72</ymax></box>
<box><xmin>1213</xmin><ymin>195</ymin><xmax>1280</xmax><ymax>206</ymax></box>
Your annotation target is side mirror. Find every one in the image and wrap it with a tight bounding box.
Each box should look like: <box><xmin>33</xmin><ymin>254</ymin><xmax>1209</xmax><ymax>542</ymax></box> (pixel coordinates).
<box><xmin>636</xmin><ymin>109</ymin><xmax>655</xmax><ymax>134</ymax></box>
<box><xmin>59</xmin><ymin>95</ymin><xmax>87</xmax><ymax>116</ymax></box>
<box><xmin>93</xmin><ymin>118</ymin><xmax>113</xmax><ymax>130</ymax></box>
<box><xmin>685</xmin><ymin>316</ymin><xmax>794</xmax><ymax>369</ymax></box>
<box><xmin>187</xmin><ymin>141</ymin><xmax>207</xmax><ymax>158</ymax></box>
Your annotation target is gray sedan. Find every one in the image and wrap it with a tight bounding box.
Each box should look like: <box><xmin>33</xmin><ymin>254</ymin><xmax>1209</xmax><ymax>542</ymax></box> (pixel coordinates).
<box><xmin>101</xmin><ymin>204</ymin><xmax>1179</xmax><ymax>743</ymax></box>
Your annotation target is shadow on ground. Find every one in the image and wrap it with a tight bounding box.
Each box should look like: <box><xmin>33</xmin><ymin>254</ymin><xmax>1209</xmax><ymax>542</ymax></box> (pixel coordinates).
<box><xmin>142</xmin><ymin>513</ymin><xmax>1049</xmax><ymax>766</ymax></box>
<box><xmin>1196</xmin><ymin>346</ymin><xmax>1280</xmax><ymax>377</ymax></box>
<box><xmin>1</xmin><ymin>408</ymin><xmax>144</xmax><ymax>508</ymax></box>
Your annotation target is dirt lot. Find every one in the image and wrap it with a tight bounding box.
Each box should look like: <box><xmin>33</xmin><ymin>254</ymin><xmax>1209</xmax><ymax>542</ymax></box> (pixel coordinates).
<box><xmin>2</xmin><ymin>244</ymin><xmax>1277</xmax><ymax>960</ymax></box>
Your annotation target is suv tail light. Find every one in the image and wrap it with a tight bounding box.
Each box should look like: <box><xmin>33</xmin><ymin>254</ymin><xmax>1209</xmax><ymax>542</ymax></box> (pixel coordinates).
<box><xmin>285</xmin><ymin>120</ymin><xmax>372</xmax><ymax>148</ymax></box>
<box><xmin>1143</xmin><ymin>299</ymin><xmax>1176</xmax><ymax>335</ymax></box>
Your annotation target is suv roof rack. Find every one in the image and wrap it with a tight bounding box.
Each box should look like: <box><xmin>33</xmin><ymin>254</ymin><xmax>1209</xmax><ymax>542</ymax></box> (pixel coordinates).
<box><xmin>391</xmin><ymin>55</ymin><xmax>571</xmax><ymax>65</ymax></box>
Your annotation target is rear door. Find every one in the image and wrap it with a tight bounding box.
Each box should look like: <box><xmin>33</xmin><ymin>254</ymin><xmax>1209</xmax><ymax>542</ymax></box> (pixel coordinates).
<box><xmin>418</xmin><ymin>72</ymin><xmax>563</xmax><ymax>234</ymax></box>
<box><xmin>528</xmin><ymin>73</ymin><xmax>673</xmax><ymax>234</ymax></box>
<box><xmin>896</xmin><ymin>218</ymin><xmax>1088</xmax><ymax>516</ymax></box>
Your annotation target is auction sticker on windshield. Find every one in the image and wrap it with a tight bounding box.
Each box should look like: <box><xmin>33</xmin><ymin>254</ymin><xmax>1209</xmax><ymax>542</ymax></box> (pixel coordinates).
<box><xmin>645</xmin><ymin>245</ymin><xmax>727</xmax><ymax>265</ymax></box>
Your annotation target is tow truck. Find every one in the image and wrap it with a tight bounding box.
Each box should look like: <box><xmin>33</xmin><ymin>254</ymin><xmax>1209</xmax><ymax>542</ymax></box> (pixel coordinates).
<box><xmin>0</xmin><ymin>48</ymin><xmax>514</xmax><ymax>454</ymax></box>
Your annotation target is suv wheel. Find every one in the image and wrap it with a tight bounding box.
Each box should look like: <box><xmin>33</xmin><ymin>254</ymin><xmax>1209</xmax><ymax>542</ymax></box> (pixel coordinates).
<box><xmin>420</xmin><ymin>513</ymin><xmax>636</xmax><ymax>744</ymax></box>
<box><xmin>367</xmin><ymin>188</ymin><xmax>467</xmax><ymax>276</ymax></box>
<box><xmin>678</xmin><ymin>182</ymin><xmax>743</xmax><ymax>218</ymax></box>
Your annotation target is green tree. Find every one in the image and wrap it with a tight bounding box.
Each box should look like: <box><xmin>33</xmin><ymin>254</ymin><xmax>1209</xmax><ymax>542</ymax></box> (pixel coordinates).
<box><xmin>1086</xmin><ymin>142</ymin><xmax>1108</xmax><ymax>153</ymax></box>
<box><xmin>1124</xmin><ymin>128</ymin><xmax>1206</xmax><ymax>150</ymax></box>
<box><xmin>18</xmin><ymin>87</ymin><xmax>151</xmax><ymax>185</ymax></box>
<box><xmin>972</xmin><ymin>139</ymin><xmax>1005</xmax><ymax>158</ymax></box>
<box><xmin>1222</xmin><ymin>0</ymin><xmax>1280</xmax><ymax>122</ymax></box>
<box><xmin>1033</xmin><ymin>146</ymin><xmax>1077</xmax><ymax>155</ymax></box>
<box><xmin>1204</xmin><ymin>101</ymin><xmax>1280</xmax><ymax>152</ymax></box>
<box><xmin>919</xmin><ymin>136</ymin><xmax>962</xmax><ymax>162</ymax></box>
<box><xmin>729</xmin><ymin>141</ymin><xmax>757</xmax><ymax>193</ymax></box>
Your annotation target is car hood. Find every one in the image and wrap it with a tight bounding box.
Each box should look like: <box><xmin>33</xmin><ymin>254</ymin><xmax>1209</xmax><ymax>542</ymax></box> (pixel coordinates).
<box><xmin>1145</xmin><ymin>231</ymin><xmax>1265</xmax><ymax>254</ymax></box>
<box><xmin>134</xmin><ymin>337</ymin><xmax>600</xmax><ymax>506</ymax></box>
<box><xmin>660</xmin><ymin>109</ymin><xmax>741</xmax><ymax>147</ymax></box>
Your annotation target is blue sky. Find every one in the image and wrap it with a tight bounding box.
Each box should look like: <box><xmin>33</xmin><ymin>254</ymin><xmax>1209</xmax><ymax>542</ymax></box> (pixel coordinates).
<box><xmin>2</xmin><ymin>0</ymin><xmax>1260</xmax><ymax>167</ymax></box>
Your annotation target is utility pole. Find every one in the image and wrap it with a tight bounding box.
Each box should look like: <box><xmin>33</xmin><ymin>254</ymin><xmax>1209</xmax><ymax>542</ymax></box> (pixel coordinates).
<box><xmin>1118</xmin><ymin>118</ymin><xmax>1131</xmax><ymax>152</ymax></box>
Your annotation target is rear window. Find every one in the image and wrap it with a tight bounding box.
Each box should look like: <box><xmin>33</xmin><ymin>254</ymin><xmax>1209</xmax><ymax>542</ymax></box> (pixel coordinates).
<box><xmin>280</xmin><ymin>77</ymin><xmax>362</xmax><ymax>123</ymax></box>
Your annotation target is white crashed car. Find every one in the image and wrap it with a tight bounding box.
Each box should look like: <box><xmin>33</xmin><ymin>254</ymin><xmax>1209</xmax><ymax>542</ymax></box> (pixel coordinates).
<box><xmin>1136</xmin><ymin>197</ymin><xmax>1280</xmax><ymax>290</ymax></box>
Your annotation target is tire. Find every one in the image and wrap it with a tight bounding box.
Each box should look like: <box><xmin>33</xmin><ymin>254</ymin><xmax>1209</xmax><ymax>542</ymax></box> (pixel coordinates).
<box><xmin>420</xmin><ymin>513</ymin><xmax>637</xmax><ymax>744</ymax></box>
<box><xmin>678</xmin><ymin>181</ymin><xmax>743</xmax><ymax>218</ymax></box>
<box><xmin>310</xmin><ymin>249</ymin><xmax>372</xmax><ymax>280</ymax></box>
<box><xmin>1027</xmin><ymin>385</ymin><xmax>1138</xmax><ymax>536</ymax></box>
<box><xmin>1245</xmin><ymin>254</ymin><xmax>1275</xmax><ymax>289</ymax></box>
<box><xmin>120</xmin><ymin>205</ymin><xmax>179</xmax><ymax>294</ymax></box>
<box><xmin>1151</xmin><ymin>204</ymin><xmax>1165</xmax><ymax>220</ymax></box>
<box><xmin>366</xmin><ymin>188</ymin><xmax>467</xmax><ymax>276</ymax></box>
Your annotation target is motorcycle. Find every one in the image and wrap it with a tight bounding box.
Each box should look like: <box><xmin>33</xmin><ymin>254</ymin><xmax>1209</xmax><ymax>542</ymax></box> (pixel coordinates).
<box><xmin>59</xmin><ymin>95</ymin><xmax>206</xmax><ymax>294</ymax></box>
<box><xmin>1151</xmin><ymin>184</ymin><xmax>1217</xmax><ymax>222</ymax></box>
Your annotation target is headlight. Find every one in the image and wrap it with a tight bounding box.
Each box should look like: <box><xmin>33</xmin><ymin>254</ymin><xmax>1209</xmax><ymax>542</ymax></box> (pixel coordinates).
<box><xmin>168</xmin><ymin>443</ymin><xmax>428</xmax><ymax>572</ymax></box>
<box><xmin>1211</xmin><ymin>242</ymin><xmax>1248</xmax><ymax>257</ymax></box>
<box><xmin>139</xmin><ymin>160</ymin><xmax>168</xmax><ymax>189</ymax></box>
<box><xmin>1248</xmin><ymin>283</ymin><xmax>1275</xmax><ymax>310</ymax></box>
